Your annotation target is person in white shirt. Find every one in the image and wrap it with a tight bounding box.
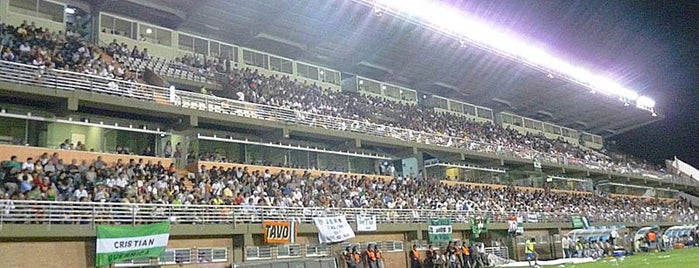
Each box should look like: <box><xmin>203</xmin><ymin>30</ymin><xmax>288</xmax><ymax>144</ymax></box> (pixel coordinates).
<box><xmin>19</xmin><ymin>43</ymin><xmax>31</xmax><ymax>55</ymax></box>
<box><xmin>21</xmin><ymin>158</ymin><xmax>35</xmax><ymax>172</ymax></box>
<box><xmin>561</xmin><ymin>236</ymin><xmax>569</xmax><ymax>258</ymax></box>
<box><xmin>73</xmin><ymin>185</ymin><xmax>88</xmax><ymax>200</ymax></box>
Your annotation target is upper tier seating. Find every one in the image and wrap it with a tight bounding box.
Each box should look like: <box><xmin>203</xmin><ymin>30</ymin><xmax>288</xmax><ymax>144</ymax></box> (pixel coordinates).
<box><xmin>0</xmin><ymin>21</ymin><xmax>688</xmax><ymax>187</ymax></box>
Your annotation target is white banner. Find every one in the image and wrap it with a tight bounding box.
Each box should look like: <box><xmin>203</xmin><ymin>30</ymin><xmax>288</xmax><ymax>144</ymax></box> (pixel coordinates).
<box><xmin>314</xmin><ymin>216</ymin><xmax>355</xmax><ymax>244</ymax></box>
<box><xmin>672</xmin><ymin>157</ymin><xmax>699</xmax><ymax>181</ymax></box>
<box><xmin>356</xmin><ymin>215</ymin><xmax>377</xmax><ymax>232</ymax></box>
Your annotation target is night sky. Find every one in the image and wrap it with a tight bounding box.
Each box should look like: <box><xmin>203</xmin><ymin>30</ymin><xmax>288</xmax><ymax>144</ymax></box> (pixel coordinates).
<box><xmin>449</xmin><ymin>0</ymin><xmax>699</xmax><ymax>166</ymax></box>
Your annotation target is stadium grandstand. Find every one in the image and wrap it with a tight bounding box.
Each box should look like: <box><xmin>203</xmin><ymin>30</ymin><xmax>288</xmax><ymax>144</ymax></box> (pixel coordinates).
<box><xmin>0</xmin><ymin>0</ymin><xmax>697</xmax><ymax>267</ymax></box>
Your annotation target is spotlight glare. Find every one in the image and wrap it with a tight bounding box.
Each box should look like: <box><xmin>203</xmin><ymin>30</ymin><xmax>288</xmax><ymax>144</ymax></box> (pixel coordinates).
<box><xmin>370</xmin><ymin>0</ymin><xmax>643</xmax><ymax>108</ymax></box>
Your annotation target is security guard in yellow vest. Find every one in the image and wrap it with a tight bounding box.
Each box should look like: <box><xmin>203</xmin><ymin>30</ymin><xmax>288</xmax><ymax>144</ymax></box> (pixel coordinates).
<box><xmin>525</xmin><ymin>238</ymin><xmax>540</xmax><ymax>267</ymax></box>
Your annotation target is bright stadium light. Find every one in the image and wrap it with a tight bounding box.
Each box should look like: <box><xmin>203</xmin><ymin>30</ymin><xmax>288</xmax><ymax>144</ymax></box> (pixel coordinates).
<box><xmin>354</xmin><ymin>0</ymin><xmax>648</xmax><ymax>109</ymax></box>
<box><xmin>636</xmin><ymin>96</ymin><xmax>655</xmax><ymax>109</ymax></box>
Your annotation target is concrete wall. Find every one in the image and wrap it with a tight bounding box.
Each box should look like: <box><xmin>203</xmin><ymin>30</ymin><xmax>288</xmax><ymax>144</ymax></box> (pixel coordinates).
<box><xmin>0</xmin><ymin>241</ymin><xmax>92</xmax><ymax>268</ymax></box>
<box><xmin>0</xmin><ymin>144</ymin><xmax>173</xmax><ymax>167</ymax></box>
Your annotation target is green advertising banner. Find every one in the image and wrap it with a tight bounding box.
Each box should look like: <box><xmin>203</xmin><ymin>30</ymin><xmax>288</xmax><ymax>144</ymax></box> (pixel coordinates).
<box><xmin>572</xmin><ymin>216</ymin><xmax>584</xmax><ymax>228</ymax></box>
<box><xmin>95</xmin><ymin>221</ymin><xmax>170</xmax><ymax>267</ymax></box>
<box><xmin>571</xmin><ymin>216</ymin><xmax>590</xmax><ymax>229</ymax></box>
<box><xmin>428</xmin><ymin>218</ymin><xmax>453</xmax><ymax>242</ymax></box>
<box><xmin>470</xmin><ymin>217</ymin><xmax>490</xmax><ymax>238</ymax></box>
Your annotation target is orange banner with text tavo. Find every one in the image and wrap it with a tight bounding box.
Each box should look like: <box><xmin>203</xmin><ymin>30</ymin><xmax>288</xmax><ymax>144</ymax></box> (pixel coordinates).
<box><xmin>263</xmin><ymin>221</ymin><xmax>297</xmax><ymax>244</ymax></box>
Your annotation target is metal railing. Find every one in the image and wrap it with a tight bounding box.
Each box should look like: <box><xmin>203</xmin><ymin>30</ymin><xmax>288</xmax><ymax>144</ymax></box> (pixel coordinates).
<box><xmin>0</xmin><ymin>60</ymin><xmax>694</xmax><ymax>187</ymax></box>
<box><xmin>0</xmin><ymin>200</ymin><xmax>695</xmax><ymax>227</ymax></box>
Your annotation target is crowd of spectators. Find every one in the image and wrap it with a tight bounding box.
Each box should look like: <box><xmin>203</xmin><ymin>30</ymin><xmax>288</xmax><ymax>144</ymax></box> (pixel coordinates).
<box><xmin>0</xmin><ymin>21</ymin><xmax>137</xmax><ymax>82</ymax></box>
<box><xmin>136</xmin><ymin>43</ymin><xmax>666</xmax><ymax>179</ymax></box>
<box><xmin>0</xmin><ymin>153</ymin><xmax>695</xmax><ymax>225</ymax></box>
<box><xmin>0</xmin><ymin>21</ymin><xmax>683</xmax><ymax>184</ymax></box>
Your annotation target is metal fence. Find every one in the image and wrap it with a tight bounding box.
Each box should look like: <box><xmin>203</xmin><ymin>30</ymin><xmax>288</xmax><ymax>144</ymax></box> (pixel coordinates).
<box><xmin>0</xmin><ymin>200</ymin><xmax>695</xmax><ymax>227</ymax></box>
<box><xmin>0</xmin><ymin>60</ymin><xmax>694</xmax><ymax>187</ymax></box>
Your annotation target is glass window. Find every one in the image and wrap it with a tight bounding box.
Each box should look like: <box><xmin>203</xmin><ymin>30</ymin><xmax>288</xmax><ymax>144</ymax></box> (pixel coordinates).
<box><xmin>449</xmin><ymin>100</ymin><xmax>464</xmax><ymax>113</ymax></box>
<box><xmin>197</xmin><ymin>248</ymin><xmax>228</xmax><ymax>263</ymax></box>
<box><xmin>178</xmin><ymin>34</ymin><xmax>194</xmax><ymax>52</ymax></box>
<box><xmin>114</xmin><ymin>16</ymin><xmax>135</xmax><ymax>39</ymax></box>
<box><xmin>477</xmin><ymin>107</ymin><xmax>493</xmax><ymax>119</ymax></box>
<box><xmin>358</xmin><ymin>79</ymin><xmax>381</xmax><ymax>95</ymax></box>
<box><xmin>306</xmin><ymin>244</ymin><xmax>330</xmax><ymax>256</ymax></box>
<box><xmin>463</xmin><ymin>104</ymin><xmax>476</xmax><ymax>116</ymax></box>
<box><xmin>9</xmin><ymin>0</ymin><xmax>36</xmax><ymax>11</ymax></box>
<box><xmin>159</xmin><ymin>249</ymin><xmax>192</xmax><ymax>265</ymax></box>
<box><xmin>502</xmin><ymin>113</ymin><xmax>513</xmax><ymax>124</ymax></box>
<box><xmin>210</xmin><ymin>41</ymin><xmax>220</xmax><ymax>57</ymax></box>
<box><xmin>9</xmin><ymin>0</ymin><xmax>64</xmax><ymax>23</ymax></box>
<box><xmin>512</xmin><ymin>116</ymin><xmax>522</xmax><ymax>126</ymax></box>
<box><xmin>538</xmin><ymin>122</ymin><xmax>545</xmax><ymax>130</ymax></box>
<box><xmin>100</xmin><ymin>14</ymin><xmax>134</xmax><ymax>39</ymax></box>
<box><xmin>320</xmin><ymin>68</ymin><xmax>341</xmax><ymax>85</ymax></box>
<box><xmin>433</xmin><ymin>96</ymin><xmax>448</xmax><ymax>109</ymax></box>
<box><xmin>297</xmin><ymin>63</ymin><xmax>319</xmax><ymax>80</ymax></box>
<box><xmin>384</xmin><ymin>85</ymin><xmax>400</xmax><ymax>99</ymax></box>
<box><xmin>544</xmin><ymin>123</ymin><xmax>554</xmax><ymax>133</ymax></box>
<box><xmin>194</xmin><ymin>36</ymin><xmax>208</xmax><ymax>55</ymax></box>
<box><xmin>593</xmin><ymin>135</ymin><xmax>603</xmax><ymax>144</ymax></box>
<box><xmin>137</xmin><ymin>24</ymin><xmax>171</xmax><ymax>46</ymax></box>
<box><xmin>523</xmin><ymin>118</ymin><xmax>533</xmax><ymax>128</ymax></box>
<box><xmin>402</xmin><ymin>90</ymin><xmax>417</xmax><ymax>102</ymax></box>
<box><xmin>269</xmin><ymin>56</ymin><xmax>293</xmax><ymax>74</ymax></box>
<box><xmin>38</xmin><ymin>0</ymin><xmax>64</xmax><ymax>23</ymax></box>
<box><xmin>220</xmin><ymin>44</ymin><xmax>236</xmax><ymax>61</ymax></box>
<box><xmin>156</xmin><ymin>28</ymin><xmax>172</xmax><ymax>46</ymax></box>
<box><xmin>553</xmin><ymin>125</ymin><xmax>562</xmax><ymax>135</ymax></box>
<box><xmin>277</xmin><ymin>244</ymin><xmax>301</xmax><ymax>258</ymax></box>
<box><xmin>569</xmin><ymin>129</ymin><xmax>578</xmax><ymax>138</ymax></box>
<box><xmin>385</xmin><ymin>241</ymin><xmax>404</xmax><ymax>252</ymax></box>
<box><xmin>243</xmin><ymin>50</ymin><xmax>269</xmax><ymax>69</ymax></box>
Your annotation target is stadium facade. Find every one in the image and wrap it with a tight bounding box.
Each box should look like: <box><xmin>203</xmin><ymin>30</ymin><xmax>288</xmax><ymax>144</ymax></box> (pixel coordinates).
<box><xmin>0</xmin><ymin>0</ymin><xmax>696</xmax><ymax>267</ymax></box>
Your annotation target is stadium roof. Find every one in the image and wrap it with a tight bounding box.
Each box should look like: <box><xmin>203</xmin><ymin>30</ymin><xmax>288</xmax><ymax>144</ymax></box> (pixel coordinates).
<box><xmin>94</xmin><ymin>0</ymin><xmax>663</xmax><ymax>137</ymax></box>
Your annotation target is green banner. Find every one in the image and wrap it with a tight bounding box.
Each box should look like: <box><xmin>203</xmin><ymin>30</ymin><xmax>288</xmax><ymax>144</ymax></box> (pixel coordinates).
<box><xmin>428</xmin><ymin>218</ymin><xmax>452</xmax><ymax>242</ymax></box>
<box><xmin>571</xmin><ymin>216</ymin><xmax>589</xmax><ymax>229</ymax></box>
<box><xmin>571</xmin><ymin>216</ymin><xmax>583</xmax><ymax>228</ymax></box>
<box><xmin>95</xmin><ymin>221</ymin><xmax>170</xmax><ymax>267</ymax></box>
<box><xmin>470</xmin><ymin>217</ymin><xmax>489</xmax><ymax>238</ymax></box>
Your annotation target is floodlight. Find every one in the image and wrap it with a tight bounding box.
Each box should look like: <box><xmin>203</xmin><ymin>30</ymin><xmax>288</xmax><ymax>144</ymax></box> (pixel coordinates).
<box><xmin>362</xmin><ymin>0</ymin><xmax>646</xmax><ymax>109</ymax></box>
<box><xmin>145</xmin><ymin>28</ymin><xmax>153</xmax><ymax>34</ymax></box>
<box><xmin>636</xmin><ymin>96</ymin><xmax>655</xmax><ymax>108</ymax></box>
<box><xmin>64</xmin><ymin>7</ymin><xmax>76</xmax><ymax>15</ymax></box>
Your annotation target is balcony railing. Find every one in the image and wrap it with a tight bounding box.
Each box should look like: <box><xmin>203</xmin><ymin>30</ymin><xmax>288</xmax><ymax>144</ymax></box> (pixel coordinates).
<box><xmin>0</xmin><ymin>200</ymin><xmax>695</xmax><ymax>227</ymax></box>
<box><xmin>0</xmin><ymin>60</ymin><xmax>694</xmax><ymax>187</ymax></box>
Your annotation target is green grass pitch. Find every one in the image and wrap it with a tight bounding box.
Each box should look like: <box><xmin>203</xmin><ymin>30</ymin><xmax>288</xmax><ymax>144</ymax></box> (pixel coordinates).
<box><xmin>541</xmin><ymin>247</ymin><xmax>699</xmax><ymax>268</ymax></box>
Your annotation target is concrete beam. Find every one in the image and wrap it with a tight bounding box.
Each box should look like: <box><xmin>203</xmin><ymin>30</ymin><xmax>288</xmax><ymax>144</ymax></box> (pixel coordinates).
<box><xmin>122</xmin><ymin>0</ymin><xmax>186</xmax><ymax>19</ymax></box>
<box><xmin>67</xmin><ymin>97</ymin><xmax>79</xmax><ymax>111</ymax></box>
